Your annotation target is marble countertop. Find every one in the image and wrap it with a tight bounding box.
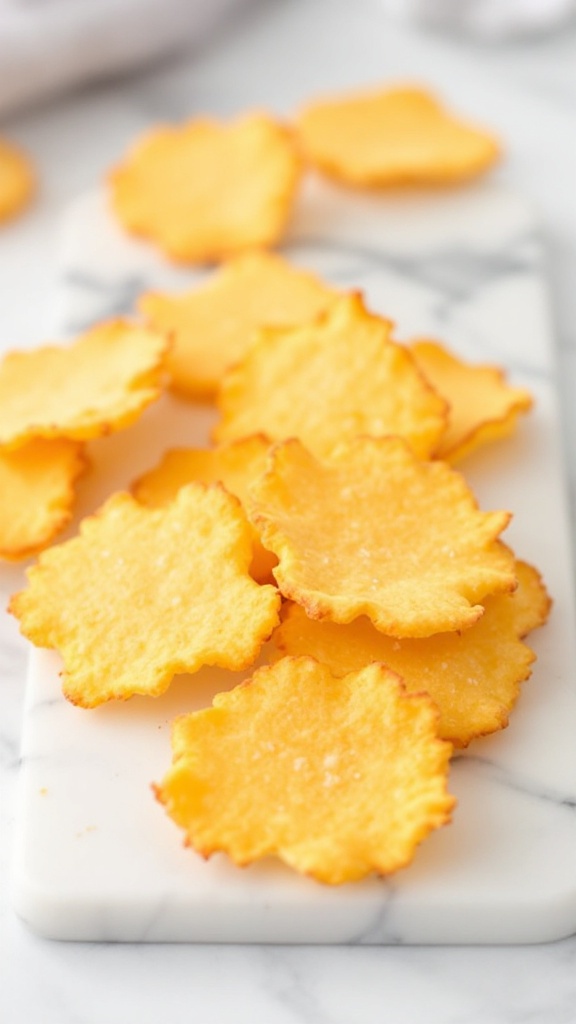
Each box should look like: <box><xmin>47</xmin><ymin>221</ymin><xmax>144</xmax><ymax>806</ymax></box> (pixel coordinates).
<box><xmin>1</xmin><ymin>1</ymin><xmax>576</xmax><ymax>1020</ymax></box>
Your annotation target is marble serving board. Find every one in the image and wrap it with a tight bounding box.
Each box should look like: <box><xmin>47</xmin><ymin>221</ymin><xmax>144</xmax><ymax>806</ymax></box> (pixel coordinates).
<box><xmin>12</xmin><ymin>179</ymin><xmax>576</xmax><ymax>944</ymax></box>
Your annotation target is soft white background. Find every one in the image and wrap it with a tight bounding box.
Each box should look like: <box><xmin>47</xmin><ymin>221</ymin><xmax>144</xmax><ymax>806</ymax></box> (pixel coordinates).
<box><xmin>1</xmin><ymin>0</ymin><xmax>576</xmax><ymax>1020</ymax></box>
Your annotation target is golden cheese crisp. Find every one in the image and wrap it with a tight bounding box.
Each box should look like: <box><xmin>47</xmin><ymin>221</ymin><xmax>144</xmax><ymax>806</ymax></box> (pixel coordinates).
<box><xmin>10</xmin><ymin>484</ymin><xmax>281</xmax><ymax>707</ymax></box>
<box><xmin>272</xmin><ymin>561</ymin><xmax>550</xmax><ymax>747</ymax></box>
<box><xmin>155</xmin><ymin>656</ymin><xmax>455</xmax><ymax>884</ymax></box>
<box><xmin>139</xmin><ymin>251</ymin><xmax>336</xmax><ymax>399</ymax></box>
<box><xmin>411</xmin><ymin>340</ymin><xmax>533</xmax><ymax>463</ymax></box>
<box><xmin>250</xmin><ymin>436</ymin><xmax>516</xmax><ymax>638</ymax></box>
<box><xmin>132</xmin><ymin>436</ymin><xmax>277</xmax><ymax>583</ymax></box>
<box><xmin>511</xmin><ymin>560</ymin><xmax>552</xmax><ymax>637</ymax></box>
<box><xmin>109</xmin><ymin>113</ymin><xmax>301</xmax><ymax>263</ymax></box>
<box><xmin>0</xmin><ymin>321</ymin><xmax>167</xmax><ymax>450</ymax></box>
<box><xmin>215</xmin><ymin>293</ymin><xmax>447</xmax><ymax>460</ymax></box>
<box><xmin>295</xmin><ymin>85</ymin><xmax>500</xmax><ymax>187</ymax></box>
<box><xmin>0</xmin><ymin>138</ymin><xmax>35</xmax><ymax>223</ymax></box>
<box><xmin>0</xmin><ymin>439</ymin><xmax>87</xmax><ymax>562</ymax></box>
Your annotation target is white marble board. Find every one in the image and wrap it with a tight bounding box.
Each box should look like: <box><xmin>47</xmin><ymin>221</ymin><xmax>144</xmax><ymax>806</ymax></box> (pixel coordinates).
<box><xmin>12</xmin><ymin>178</ymin><xmax>576</xmax><ymax>944</ymax></box>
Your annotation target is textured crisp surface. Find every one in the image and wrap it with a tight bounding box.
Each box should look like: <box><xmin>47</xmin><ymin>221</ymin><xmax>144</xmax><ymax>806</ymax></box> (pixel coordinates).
<box><xmin>0</xmin><ymin>138</ymin><xmax>35</xmax><ymax>222</ymax></box>
<box><xmin>411</xmin><ymin>340</ymin><xmax>533</xmax><ymax>462</ymax></box>
<box><xmin>250</xmin><ymin>437</ymin><xmax>516</xmax><ymax>637</ymax></box>
<box><xmin>10</xmin><ymin>485</ymin><xmax>280</xmax><ymax>706</ymax></box>
<box><xmin>110</xmin><ymin>114</ymin><xmax>301</xmax><ymax>263</ymax></box>
<box><xmin>215</xmin><ymin>293</ymin><xmax>447</xmax><ymax>459</ymax></box>
<box><xmin>272</xmin><ymin>561</ymin><xmax>551</xmax><ymax>747</ymax></box>
<box><xmin>296</xmin><ymin>85</ymin><xmax>500</xmax><ymax>186</ymax></box>
<box><xmin>156</xmin><ymin>657</ymin><xmax>454</xmax><ymax>884</ymax></box>
<box><xmin>139</xmin><ymin>252</ymin><xmax>335</xmax><ymax>398</ymax></box>
<box><xmin>132</xmin><ymin>436</ymin><xmax>277</xmax><ymax>582</ymax></box>
<box><xmin>0</xmin><ymin>439</ymin><xmax>87</xmax><ymax>561</ymax></box>
<box><xmin>0</xmin><ymin>321</ymin><xmax>167</xmax><ymax>450</ymax></box>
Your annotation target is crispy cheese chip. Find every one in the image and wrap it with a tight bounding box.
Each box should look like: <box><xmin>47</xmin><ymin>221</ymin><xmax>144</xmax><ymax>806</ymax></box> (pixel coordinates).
<box><xmin>272</xmin><ymin>561</ymin><xmax>551</xmax><ymax>747</ymax></box>
<box><xmin>215</xmin><ymin>293</ymin><xmax>447</xmax><ymax>459</ymax></box>
<box><xmin>510</xmin><ymin>559</ymin><xmax>552</xmax><ymax>637</ymax></box>
<box><xmin>0</xmin><ymin>138</ymin><xmax>35</xmax><ymax>223</ymax></box>
<box><xmin>155</xmin><ymin>657</ymin><xmax>454</xmax><ymax>884</ymax></box>
<box><xmin>411</xmin><ymin>340</ymin><xmax>533</xmax><ymax>463</ymax></box>
<box><xmin>10</xmin><ymin>484</ymin><xmax>280</xmax><ymax>707</ymax></box>
<box><xmin>109</xmin><ymin>113</ymin><xmax>301</xmax><ymax>263</ymax></box>
<box><xmin>295</xmin><ymin>85</ymin><xmax>500</xmax><ymax>187</ymax></box>
<box><xmin>250</xmin><ymin>437</ymin><xmax>515</xmax><ymax>638</ymax></box>
<box><xmin>132</xmin><ymin>436</ymin><xmax>277</xmax><ymax>583</ymax></box>
<box><xmin>0</xmin><ymin>439</ymin><xmax>87</xmax><ymax>561</ymax></box>
<box><xmin>0</xmin><ymin>321</ymin><xmax>167</xmax><ymax>450</ymax></box>
<box><xmin>139</xmin><ymin>252</ymin><xmax>336</xmax><ymax>399</ymax></box>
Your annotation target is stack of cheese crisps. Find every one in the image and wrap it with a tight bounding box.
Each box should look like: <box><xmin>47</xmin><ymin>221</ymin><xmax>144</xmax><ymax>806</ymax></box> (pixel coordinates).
<box><xmin>7</xmin><ymin>85</ymin><xmax>551</xmax><ymax>886</ymax></box>
<box><xmin>0</xmin><ymin>323</ymin><xmax>167</xmax><ymax>561</ymax></box>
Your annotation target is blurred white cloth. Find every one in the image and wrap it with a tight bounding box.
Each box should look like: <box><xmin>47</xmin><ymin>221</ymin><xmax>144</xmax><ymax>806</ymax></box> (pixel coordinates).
<box><xmin>380</xmin><ymin>0</ymin><xmax>576</xmax><ymax>37</ymax></box>
<box><xmin>0</xmin><ymin>0</ymin><xmax>248</xmax><ymax>117</ymax></box>
<box><xmin>1</xmin><ymin>0</ymin><xmax>574</xmax><ymax>119</ymax></box>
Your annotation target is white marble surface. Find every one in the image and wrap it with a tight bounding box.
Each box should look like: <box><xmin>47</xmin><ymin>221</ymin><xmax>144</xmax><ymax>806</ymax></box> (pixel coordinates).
<box><xmin>2</xmin><ymin>0</ymin><xmax>576</xmax><ymax>1018</ymax></box>
<box><xmin>14</xmin><ymin>180</ymin><xmax>576</xmax><ymax>946</ymax></box>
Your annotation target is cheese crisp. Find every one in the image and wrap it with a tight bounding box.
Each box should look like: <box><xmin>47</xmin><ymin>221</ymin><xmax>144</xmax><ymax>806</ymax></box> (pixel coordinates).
<box><xmin>132</xmin><ymin>436</ymin><xmax>277</xmax><ymax>583</ymax></box>
<box><xmin>509</xmin><ymin>560</ymin><xmax>552</xmax><ymax>637</ymax></box>
<box><xmin>250</xmin><ymin>437</ymin><xmax>516</xmax><ymax>638</ymax></box>
<box><xmin>110</xmin><ymin>113</ymin><xmax>301</xmax><ymax>263</ymax></box>
<box><xmin>0</xmin><ymin>321</ymin><xmax>167</xmax><ymax>450</ymax></box>
<box><xmin>0</xmin><ymin>138</ymin><xmax>35</xmax><ymax>223</ymax></box>
<box><xmin>411</xmin><ymin>340</ymin><xmax>533</xmax><ymax>463</ymax></box>
<box><xmin>296</xmin><ymin>85</ymin><xmax>500</xmax><ymax>187</ymax></box>
<box><xmin>215</xmin><ymin>293</ymin><xmax>447</xmax><ymax>459</ymax></box>
<box><xmin>272</xmin><ymin>561</ymin><xmax>551</xmax><ymax>747</ymax></box>
<box><xmin>10</xmin><ymin>485</ymin><xmax>281</xmax><ymax>707</ymax></box>
<box><xmin>0</xmin><ymin>439</ymin><xmax>87</xmax><ymax>561</ymax></box>
<box><xmin>155</xmin><ymin>657</ymin><xmax>455</xmax><ymax>884</ymax></box>
<box><xmin>139</xmin><ymin>252</ymin><xmax>335</xmax><ymax>398</ymax></box>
